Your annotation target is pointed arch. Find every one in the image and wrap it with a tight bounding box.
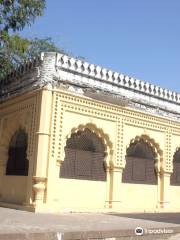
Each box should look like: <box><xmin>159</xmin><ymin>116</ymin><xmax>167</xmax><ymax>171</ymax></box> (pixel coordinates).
<box><xmin>6</xmin><ymin>128</ymin><xmax>29</xmax><ymax>176</ymax></box>
<box><xmin>60</xmin><ymin>124</ymin><xmax>113</xmax><ymax>181</ymax></box>
<box><xmin>122</xmin><ymin>134</ymin><xmax>163</xmax><ymax>184</ymax></box>
<box><xmin>65</xmin><ymin>123</ymin><xmax>113</xmax><ymax>165</ymax></box>
<box><xmin>126</xmin><ymin>134</ymin><xmax>163</xmax><ymax>159</ymax></box>
<box><xmin>170</xmin><ymin>147</ymin><xmax>180</xmax><ymax>185</ymax></box>
<box><xmin>65</xmin><ymin>128</ymin><xmax>105</xmax><ymax>153</ymax></box>
<box><xmin>0</xmin><ymin>117</ymin><xmax>29</xmax><ymax>166</ymax></box>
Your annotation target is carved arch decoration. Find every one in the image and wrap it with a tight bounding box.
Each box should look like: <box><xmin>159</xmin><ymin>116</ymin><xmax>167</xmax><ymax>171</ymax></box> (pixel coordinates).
<box><xmin>170</xmin><ymin>147</ymin><xmax>180</xmax><ymax>185</ymax></box>
<box><xmin>125</xmin><ymin>134</ymin><xmax>163</xmax><ymax>173</ymax></box>
<box><xmin>122</xmin><ymin>134</ymin><xmax>163</xmax><ymax>185</ymax></box>
<box><xmin>61</xmin><ymin>123</ymin><xmax>114</xmax><ymax>168</ymax></box>
<box><xmin>0</xmin><ymin>116</ymin><xmax>29</xmax><ymax>172</ymax></box>
<box><xmin>6</xmin><ymin>129</ymin><xmax>28</xmax><ymax>176</ymax></box>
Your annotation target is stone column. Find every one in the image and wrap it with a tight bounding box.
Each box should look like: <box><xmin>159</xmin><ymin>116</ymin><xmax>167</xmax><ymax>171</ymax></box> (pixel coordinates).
<box><xmin>110</xmin><ymin>166</ymin><xmax>123</xmax><ymax>209</ymax></box>
<box><xmin>156</xmin><ymin>171</ymin><xmax>163</xmax><ymax>209</ymax></box>
<box><xmin>32</xmin><ymin>89</ymin><xmax>52</xmax><ymax>208</ymax></box>
<box><xmin>105</xmin><ymin>166</ymin><xmax>112</xmax><ymax>208</ymax></box>
<box><xmin>159</xmin><ymin>129</ymin><xmax>172</xmax><ymax>209</ymax></box>
<box><xmin>161</xmin><ymin>171</ymin><xmax>171</xmax><ymax>209</ymax></box>
<box><xmin>155</xmin><ymin>156</ymin><xmax>163</xmax><ymax>209</ymax></box>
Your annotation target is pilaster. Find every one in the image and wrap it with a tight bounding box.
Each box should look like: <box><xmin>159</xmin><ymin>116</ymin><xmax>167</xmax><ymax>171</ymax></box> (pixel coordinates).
<box><xmin>109</xmin><ymin>166</ymin><xmax>123</xmax><ymax>209</ymax></box>
<box><xmin>160</xmin><ymin>172</ymin><xmax>171</xmax><ymax>209</ymax></box>
<box><xmin>32</xmin><ymin>90</ymin><xmax>52</xmax><ymax>208</ymax></box>
<box><xmin>160</xmin><ymin>129</ymin><xmax>172</xmax><ymax>209</ymax></box>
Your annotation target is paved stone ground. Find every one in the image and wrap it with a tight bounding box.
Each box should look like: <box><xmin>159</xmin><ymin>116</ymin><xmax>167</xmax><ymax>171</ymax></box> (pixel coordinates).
<box><xmin>1</xmin><ymin>208</ymin><xmax>180</xmax><ymax>239</ymax></box>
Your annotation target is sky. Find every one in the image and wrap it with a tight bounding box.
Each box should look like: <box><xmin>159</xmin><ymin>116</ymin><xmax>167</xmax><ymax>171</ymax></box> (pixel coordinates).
<box><xmin>21</xmin><ymin>0</ymin><xmax>180</xmax><ymax>92</ymax></box>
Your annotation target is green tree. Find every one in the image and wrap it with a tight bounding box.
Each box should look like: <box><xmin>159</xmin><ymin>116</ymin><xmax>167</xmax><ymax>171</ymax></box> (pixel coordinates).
<box><xmin>0</xmin><ymin>35</ymin><xmax>64</xmax><ymax>79</ymax></box>
<box><xmin>0</xmin><ymin>0</ymin><xmax>45</xmax><ymax>33</ymax></box>
<box><xmin>0</xmin><ymin>0</ymin><xmax>65</xmax><ymax>80</ymax></box>
<box><xmin>0</xmin><ymin>0</ymin><xmax>45</xmax><ymax>78</ymax></box>
<box><xmin>25</xmin><ymin>37</ymin><xmax>65</xmax><ymax>58</ymax></box>
<box><xmin>0</xmin><ymin>34</ymin><xmax>30</xmax><ymax>78</ymax></box>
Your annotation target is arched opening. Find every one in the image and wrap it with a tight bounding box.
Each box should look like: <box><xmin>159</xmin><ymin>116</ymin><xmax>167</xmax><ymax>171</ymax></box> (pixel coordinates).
<box><xmin>170</xmin><ymin>148</ymin><xmax>180</xmax><ymax>185</ymax></box>
<box><xmin>6</xmin><ymin>129</ymin><xmax>29</xmax><ymax>176</ymax></box>
<box><xmin>60</xmin><ymin>128</ymin><xmax>106</xmax><ymax>181</ymax></box>
<box><xmin>122</xmin><ymin>139</ymin><xmax>157</xmax><ymax>184</ymax></box>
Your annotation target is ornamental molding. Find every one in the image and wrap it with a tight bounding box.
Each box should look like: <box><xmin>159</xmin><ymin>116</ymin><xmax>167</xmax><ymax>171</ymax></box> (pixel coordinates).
<box><xmin>1</xmin><ymin>52</ymin><xmax>180</xmax><ymax>123</ymax></box>
<box><xmin>0</xmin><ymin>96</ymin><xmax>38</xmax><ymax>158</ymax></box>
<box><xmin>173</xmin><ymin>147</ymin><xmax>180</xmax><ymax>156</ymax></box>
<box><xmin>126</xmin><ymin>134</ymin><xmax>163</xmax><ymax>173</ymax></box>
<box><xmin>0</xmin><ymin>57</ymin><xmax>42</xmax><ymax>101</ymax></box>
<box><xmin>52</xmin><ymin>91</ymin><xmax>177</xmax><ymax>170</ymax></box>
<box><xmin>66</xmin><ymin>123</ymin><xmax>113</xmax><ymax>155</ymax></box>
<box><xmin>55</xmin><ymin>54</ymin><xmax>180</xmax><ymax>103</ymax></box>
<box><xmin>54</xmin><ymin>53</ymin><xmax>180</xmax><ymax>106</ymax></box>
<box><xmin>127</xmin><ymin>134</ymin><xmax>163</xmax><ymax>157</ymax></box>
<box><xmin>61</xmin><ymin>84</ymin><xmax>180</xmax><ymax>122</ymax></box>
<box><xmin>65</xmin><ymin>124</ymin><xmax>114</xmax><ymax>168</ymax></box>
<box><xmin>56</xmin><ymin>90</ymin><xmax>180</xmax><ymax>131</ymax></box>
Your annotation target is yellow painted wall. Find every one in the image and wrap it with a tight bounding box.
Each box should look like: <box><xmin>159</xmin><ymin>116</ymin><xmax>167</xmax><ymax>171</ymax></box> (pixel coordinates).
<box><xmin>121</xmin><ymin>183</ymin><xmax>158</xmax><ymax>210</ymax></box>
<box><xmin>46</xmin><ymin>98</ymin><xmax>116</xmax><ymax>210</ymax></box>
<box><xmin>43</xmin><ymin>89</ymin><xmax>180</xmax><ymax>212</ymax></box>
<box><xmin>1</xmin><ymin>88</ymin><xmax>180</xmax><ymax>212</ymax></box>
<box><xmin>0</xmin><ymin>90</ymin><xmax>41</xmax><ymax>207</ymax></box>
<box><xmin>1</xmin><ymin>176</ymin><xmax>27</xmax><ymax>204</ymax></box>
<box><xmin>170</xmin><ymin>186</ymin><xmax>180</xmax><ymax>209</ymax></box>
<box><xmin>51</xmin><ymin>179</ymin><xmax>106</xmax><ymax>210</ymax></box>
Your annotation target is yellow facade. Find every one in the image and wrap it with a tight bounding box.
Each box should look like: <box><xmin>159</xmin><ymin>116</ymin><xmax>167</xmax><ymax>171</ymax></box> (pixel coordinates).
<box><xmin>0</xmin><ymin>52</ymin><xmax>180</xmax><ymax>212</ymax></box>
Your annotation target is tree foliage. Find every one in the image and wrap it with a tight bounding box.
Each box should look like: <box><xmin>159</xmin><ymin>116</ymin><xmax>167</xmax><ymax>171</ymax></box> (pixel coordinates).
<box><xmin>0</xmin><ymin>0</ymin><xmax>66</xmax><ymax>80</ymax></box>
<box><xmin>0</xmin><ymin>36</ymin><xmax>64</xmax><ymax>79</ymax></box>
<box><xmin>0</xmin><ymin>0</ymin><xmax>45</xmax><ymax>33</ymax></box>
<box><xmin>25</xmin><ymin>37</ymin><xmax>65</xmax><ymax>58</ymax></box>
<box><xmin>0</xmin><ymin>34</ymin><xmax>30</xmax><ymax>78</ymax></box>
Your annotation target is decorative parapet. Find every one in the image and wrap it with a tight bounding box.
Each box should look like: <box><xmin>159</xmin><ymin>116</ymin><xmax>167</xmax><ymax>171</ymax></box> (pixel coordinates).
<box><xmin>55</xmin><ymin>54</ymin><xmax>180</xmax><ymax>104</ymax></box>
<box><xmin>0</xmin><ymin>55</ymin><xmax>42</xmax><ymax>101</ymax></box>
<box><xmin>1</xmin><ymin>52</ymin><xmax>180</xmax><ymax>120</ymax></box>
<box><xmin>0</xmin><ymin>52</ymin><xmax>57</xmax><ymax>101</ymax></box>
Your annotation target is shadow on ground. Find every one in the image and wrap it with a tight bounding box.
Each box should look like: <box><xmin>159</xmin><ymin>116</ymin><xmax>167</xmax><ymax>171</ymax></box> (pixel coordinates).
<box><xmin>108</xmin><ymin>213</ymin><xmax>180</xmax><ymax>224</ymax></box>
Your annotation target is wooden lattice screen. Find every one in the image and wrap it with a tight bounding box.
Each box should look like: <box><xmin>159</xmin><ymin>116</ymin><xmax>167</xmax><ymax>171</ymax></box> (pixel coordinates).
<box><xmin>60</xmin><ymin>129</ymin><xmax>106</xmax><ymax>181</ymax></box>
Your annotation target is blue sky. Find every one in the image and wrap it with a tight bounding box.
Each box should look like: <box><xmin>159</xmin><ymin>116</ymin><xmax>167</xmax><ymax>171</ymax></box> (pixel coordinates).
<box><xmin>21</xmin><ymin>0</ymin><xmax>180</xmax><ymax>92</ymax></box>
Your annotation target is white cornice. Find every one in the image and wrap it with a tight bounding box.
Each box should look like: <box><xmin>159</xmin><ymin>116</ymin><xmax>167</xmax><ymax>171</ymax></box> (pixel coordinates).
<box><xmin>55</xmin><ymin>53</ymin><xmax>180</xmax><ymax>104</ymax></box>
